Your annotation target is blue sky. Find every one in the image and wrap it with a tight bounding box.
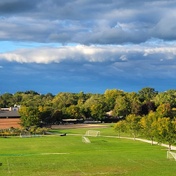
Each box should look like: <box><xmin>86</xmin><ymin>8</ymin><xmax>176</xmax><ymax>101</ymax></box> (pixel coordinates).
<box><xmin>0</xmin><ymin>0</ymin><xmax>176</xmax><ymax>94</ymax></box>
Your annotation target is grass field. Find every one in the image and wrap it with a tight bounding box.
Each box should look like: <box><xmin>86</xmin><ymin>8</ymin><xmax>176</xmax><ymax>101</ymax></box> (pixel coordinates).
<box><xmin>0</xmin><ymin>125</ymin><xmax>176</xmax><ymax>176</ymax></box>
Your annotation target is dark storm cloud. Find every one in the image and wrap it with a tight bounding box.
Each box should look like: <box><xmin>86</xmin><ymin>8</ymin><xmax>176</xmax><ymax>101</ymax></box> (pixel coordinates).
<box><xmin>0</xmin><ymin>0</ymin><xmax>176</xmax><ymax>44</ymax></box>
<box><xmin>0</xmin><ymin>0</ymin><xmax>37</xmax><ymax>14</ymax></box>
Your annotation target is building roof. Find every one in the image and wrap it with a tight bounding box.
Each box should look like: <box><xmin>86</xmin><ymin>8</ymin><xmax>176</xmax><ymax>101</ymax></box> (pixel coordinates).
<box><xmin>0</xmin><ymin>110</ymin><xmax>20</xmax><ymax>118</ymax></box>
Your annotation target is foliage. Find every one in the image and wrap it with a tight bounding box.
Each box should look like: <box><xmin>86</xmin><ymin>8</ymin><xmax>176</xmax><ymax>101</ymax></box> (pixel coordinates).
<box><xmin>156</xmin><ymin>103</ymin><xmax>173</xmax><ymax>118</ymax></box>
<box><xmin>127</xmin><ymin>92</ymin><xmax>141</xmax><ymax>115</ymax></box>
<box><xmin>0</xmin><ymin>127</ymin><xmax>49</xmax><ymax>136</ymax></box>
<box><xmin>140</xmin><ymin>111</ymin><xmax>158</xmax><ymax>144</ymax></box>
<box><xmin>115</xmin><ymin>110</ymin><xmax>176</xmax><ymax>149</ymax></box>
<box><xmin>1</xmin><ymin>87</ymin><xmax>176</xmax><ymax>129</ymax></box>
<box><xmin>155</xmin><ymin>117</ymin><xmax>176</xmax><ymax>149</ymax></box>
<box><xmin>138</xmin><ymin>87</ymin><xmax>158</xmax><ymax>102</ymax></box>
<box><xmin>0</xmin><ymin>93</ymin><xmax>14</xmax><ymax>107</ymax></box>
<box><xmin>114</xmin><ymin>120</ymin><xmax>127</xmax><ymax>137</ymax></box>
<box><xmin>125</xmin><ymin>114</ymin><xmax>141</xmax><ymax>139</ymax></box>
<box><xmin>83</xmin><ymin>94</ymin><xmax>107</xmax><ymax>120</ymax></box>
<box><xmin>141</xmin><ymin>101</ymin><xmax>156</xmax><ymax>115</ymax></box>
<box><xmin>154</xmin><ymin>90</ymin><xmax>176</xmax><ymax>107</ymax></box>
<box><xmin>19</xmin><ymin>106</ymin><xmax>41</xmax><ymax>127</ymax></box>
<box><xmin>104</xmin><ymin>89</ymin><xmax>124</xmax><ymax>110</ymax></box>
<box><xmin>52</xmin><ymin>92</ymin><xmax>78</xmax><ymax>109</ymax></box>
<box><xmin>0</xmin><ymin>127</ymin><xmax>21</xmax><ymax>136</ymax></box>
<box><xmin>113</xmin><ymin>94</ymin><xmax>131</xmax><ymax>117</ymax></box>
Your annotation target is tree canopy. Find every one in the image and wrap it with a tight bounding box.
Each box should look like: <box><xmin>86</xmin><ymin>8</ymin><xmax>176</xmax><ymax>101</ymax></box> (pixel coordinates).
<box><xmin>0</xmin><ymin>87</ymin><xmax>176</xmax><ymax>130</ymax></box>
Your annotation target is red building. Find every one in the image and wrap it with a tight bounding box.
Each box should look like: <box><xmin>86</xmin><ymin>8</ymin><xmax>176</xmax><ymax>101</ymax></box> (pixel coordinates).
<box><xmin>0</xmin><ymin>107</ymin><xmax>21</xmax><ymax>129</ymax></box>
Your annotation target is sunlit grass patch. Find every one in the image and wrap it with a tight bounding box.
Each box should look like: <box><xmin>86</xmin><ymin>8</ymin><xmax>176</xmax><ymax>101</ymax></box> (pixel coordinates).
<box><xmin>0</xmin><ymin>127</ymin><xmax>176</xmax><ymax>176</ymax></box>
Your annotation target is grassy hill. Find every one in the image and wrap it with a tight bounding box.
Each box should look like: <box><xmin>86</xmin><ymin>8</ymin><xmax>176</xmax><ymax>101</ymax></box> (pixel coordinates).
<box><xmin>0</xmin><ymin>125</ymin><xmax>175</xmax><ymax>176</ymax></box>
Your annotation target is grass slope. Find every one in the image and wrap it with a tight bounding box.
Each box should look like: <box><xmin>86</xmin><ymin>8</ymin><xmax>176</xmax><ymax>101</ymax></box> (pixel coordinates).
<box><xmin>0</xmin><ymin>126</ymin><xmax>175</xmax><ymax>176</ymax></box>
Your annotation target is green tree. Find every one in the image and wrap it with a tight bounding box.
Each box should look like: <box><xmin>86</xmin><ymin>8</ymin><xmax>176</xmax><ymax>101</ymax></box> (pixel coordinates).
<box><xmin>138</xmin><ymin>87</ymin><xmax>158</xmax><ymax>102</ymax></box>
<box><xmin>114</xmin><ymin>120</ymin><xmax>127</xmax><ymax>138</ymax></box>
<box><xmin>125</xmin><ymin>114</ymin><xmax>141</xmax><ymax>140</ymax></box>
<box><xmin>156</xmin><ymin>103</ymin><xmax>173</xmax><ymax>118</ymax></box>
<box><xmin>38</xmin><ymin>106</ymin><xmax>53</xmax><ymax>125</ymax></box>
<box><xmin>0</xmin><ymin>93</ymin><xmax>14</xmax><ymax>107</ymax></box>
<box><xmin>13</xmin><ymin>92</ymin><xmax>23</xmax><ymax>104</ymax></box>
<box><xmin>83</xmin><ymin>94</ymin><xmax>106</xmax><ymax>120</ymax></box>
<box><xmin>52</xmin><ymin>92</ymin><xmax>77</xmax><ymax>109</ymax></box>
<box><xmin>41</xmin><ymin>93</ymin><xmax>54</xmax><ymax>107</ymax></box>
<box><xmin>140</xmin><ymin>111</ymin><xmax>158</xmax><ymax>145</ymax></box>
<box><xmin>52</xmin><ymin>109</ymin><xmax>64</xmax><ymax>124</ymax></box>
<box><xmin>19</xmin><ymin>106</ymin><xmax>40</xmax><ymax>127</ymax></box>
<box><xmin>155</xmin><ymin>117</ymin><xmax>176</xmax><ymax>150</ymax></box>
<box><xmin>77</xmin><ymin>91</ymin><xmax>88</xmax><ymax>105</ymax></box>
<box><xmin>20</xmin><ymin>93</ymin><xmax>43</xmax><ymax>107</ymax></box>
<box><xmin>104</xmin><ymin>89</ymin><xmax>124</xmax><ymax>111</ymax></box>
<box><xmin>154</xmin><ymin>90</ymin><xmax>176</xmax><ymax>108</ymax></box>
<box><xmin>65</xmin><ymin>105</ymin><xmax>81</xmax><ymax>119</ymax></box>
<box><xmin>113</xmin><ymin>95</ymin><xmax>130</xmax><ymax>117</ymax></box>
<box><xmin>127</xmin><ymin>92</ymin><xmax>141</xmax><ymax>115</ymax></box>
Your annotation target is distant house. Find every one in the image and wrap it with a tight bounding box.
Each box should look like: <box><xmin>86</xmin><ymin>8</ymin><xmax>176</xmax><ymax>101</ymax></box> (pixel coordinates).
<box><xmin>0</xmin><ymin>106</ymin><xmax>21</xmax><ymax>129</ymax></box>
<box><xmin>102</xmin><ymin>110</ymin><xmax>123</xmax><ymax>123</ymax></box>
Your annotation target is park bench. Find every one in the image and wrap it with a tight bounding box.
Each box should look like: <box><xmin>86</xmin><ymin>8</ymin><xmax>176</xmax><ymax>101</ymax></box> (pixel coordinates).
<box><xmin>60</xmin><ymin>133</ymin><xmax>66</xmax><ymax>136</ymax></box>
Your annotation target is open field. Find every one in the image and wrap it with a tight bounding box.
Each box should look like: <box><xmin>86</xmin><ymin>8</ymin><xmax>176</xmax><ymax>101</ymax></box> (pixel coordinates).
<box><xmin>0</xmin><ymin>125</ymin><xmax>176</xmax><ymax>176</ymax></box>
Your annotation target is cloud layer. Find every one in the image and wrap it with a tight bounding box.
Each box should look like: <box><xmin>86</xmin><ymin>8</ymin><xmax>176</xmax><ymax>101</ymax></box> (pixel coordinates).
<box><xmin>0</xmin><ymin>0</ymin><xmax>176</xmax><ymax>93</ymax></box>
<box><xmin>1</xmin><ymin>43</ymin><xmax>176</xmax><ymax>64</ymax></box>
<box><xmin>0</xmin><ymin>0</ymin><xmax>176</xmax><ymax>44</ymax></box>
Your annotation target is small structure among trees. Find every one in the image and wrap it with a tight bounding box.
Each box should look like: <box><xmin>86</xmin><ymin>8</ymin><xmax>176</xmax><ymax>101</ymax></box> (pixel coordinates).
<box><xmin>0</xmin><ymin>105</ymin><xmax>21</xmax><ymax>129</ymax></box>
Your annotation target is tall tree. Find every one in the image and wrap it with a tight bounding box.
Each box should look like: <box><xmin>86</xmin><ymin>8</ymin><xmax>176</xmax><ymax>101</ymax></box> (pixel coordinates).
<box><xmin>155</xmin><ymin>117</ymin><xmax>176</xmax><ymax>150</ymax></box>
<box><xmin>140</xmin><ymin>111</ymin><xmax>158</xmax><ymax>145</ymax></box>
<box><xmin>38</xmin><ymin>106</ymin><xmax>53</xmax><ymax>125</ymax></box>
<box><xmin>104</xmin><ymin>89</ymin><xmax>124</xmax><ymax>111</ymax></box>
<box><xmin>19</xmin><ymin>106</ymin><xmax>40</xmax><ymax>127</ymax></box>
<box><xmin>52</xmin><ymin>92</ymin><xmax>77</xmax><ymax>109</ymax></box>
<box><xmin>114</xmin><ymin>120</ymin><xmax>127</xmax><ymax>138</ymax></box>
<box><xmin>154</xmin><ymin>90</ymin><xmax>176</xmax><ymax>108</ymax></box>
<box><xmin>113</xmin><ymin>95</ymin><xmax>130</xmax><ymax>117</ymax></box>
<box><xmin>156</xmin><ymin>103</ymin><xmax>173</xmax><ymax>118</ymax></box>
<box><xmin>138</xmin><ymin>87</ymin><xmax>158</xmax><ymax>102</ymax></box>
<box><xmin>127</xmin><ymin>92</ymin><xmax>141</xmax><ymax>115</ymax></box>
<box><xmin>83</xmin><ymin>94</ymin><xmax>106</xmax><ymax>120</ymax></box>
<box><xmin>0</xmin><ymin>93</ymin><xmax>14</xmax><ymax>107</ymax></box>
<box><xmin>125</xmin><ymin>114</ymin><xmax>141</xmax><ymax>140</ymax></box>
<box><xmin>65</xmin><ymin>105</ymin><xmax>82</xmax><ymax>119</ymax></box>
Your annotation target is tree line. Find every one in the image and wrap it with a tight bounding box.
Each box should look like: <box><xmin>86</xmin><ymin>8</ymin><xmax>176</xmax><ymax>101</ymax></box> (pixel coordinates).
<box><xmin>114</xmin><ymin>112</ymin><xmax>176</xmax><ymax>150</ymax></box>
<box><xmin>0</xmin><ymin>88</ymin><xmax>176</xmax><ymax>129</ymax></box>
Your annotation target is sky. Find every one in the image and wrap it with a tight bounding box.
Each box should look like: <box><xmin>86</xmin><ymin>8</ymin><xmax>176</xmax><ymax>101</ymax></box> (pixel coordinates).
<box><xmin>0</xmin><ymin>0</ymin><xmax>176</xmax><ymax>95</ymax></box>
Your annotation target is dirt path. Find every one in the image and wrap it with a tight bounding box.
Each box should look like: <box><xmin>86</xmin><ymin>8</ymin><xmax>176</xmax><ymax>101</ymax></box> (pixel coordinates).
<box><xmin>103</xmin><ymin>135</ymin><xmax>176</xmax><ymax>150</ymax></box>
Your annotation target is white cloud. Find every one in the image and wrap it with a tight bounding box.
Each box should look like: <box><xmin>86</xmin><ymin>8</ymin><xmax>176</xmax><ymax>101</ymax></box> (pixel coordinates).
<box><xmin>0</xmin><ymin>43</ymin><xmax>176</xmax><ymax>64</ymax></box>
<box><xmin>119</xmin><ymin>55</ymin><xmax>128</xmax><ymax>61</ymax></box>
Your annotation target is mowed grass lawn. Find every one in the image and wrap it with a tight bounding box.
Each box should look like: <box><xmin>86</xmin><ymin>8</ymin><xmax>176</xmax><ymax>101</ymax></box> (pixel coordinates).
<box><xmin>0</xmin><ymin>126</ymin><xmax>176</xmax><ymax>176</ymax></box>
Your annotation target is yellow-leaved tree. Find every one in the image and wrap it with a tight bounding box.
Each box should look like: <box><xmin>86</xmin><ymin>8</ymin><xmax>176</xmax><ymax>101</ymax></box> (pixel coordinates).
<box><xmin>140</xmin><ymin>111</ymin><xmax>158</xmax><ymax>145</ymax></box>
<box><xmin>155</xmin><ymin>117</ymin><xmax>176</xmax><ymax>150</ymax></box>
